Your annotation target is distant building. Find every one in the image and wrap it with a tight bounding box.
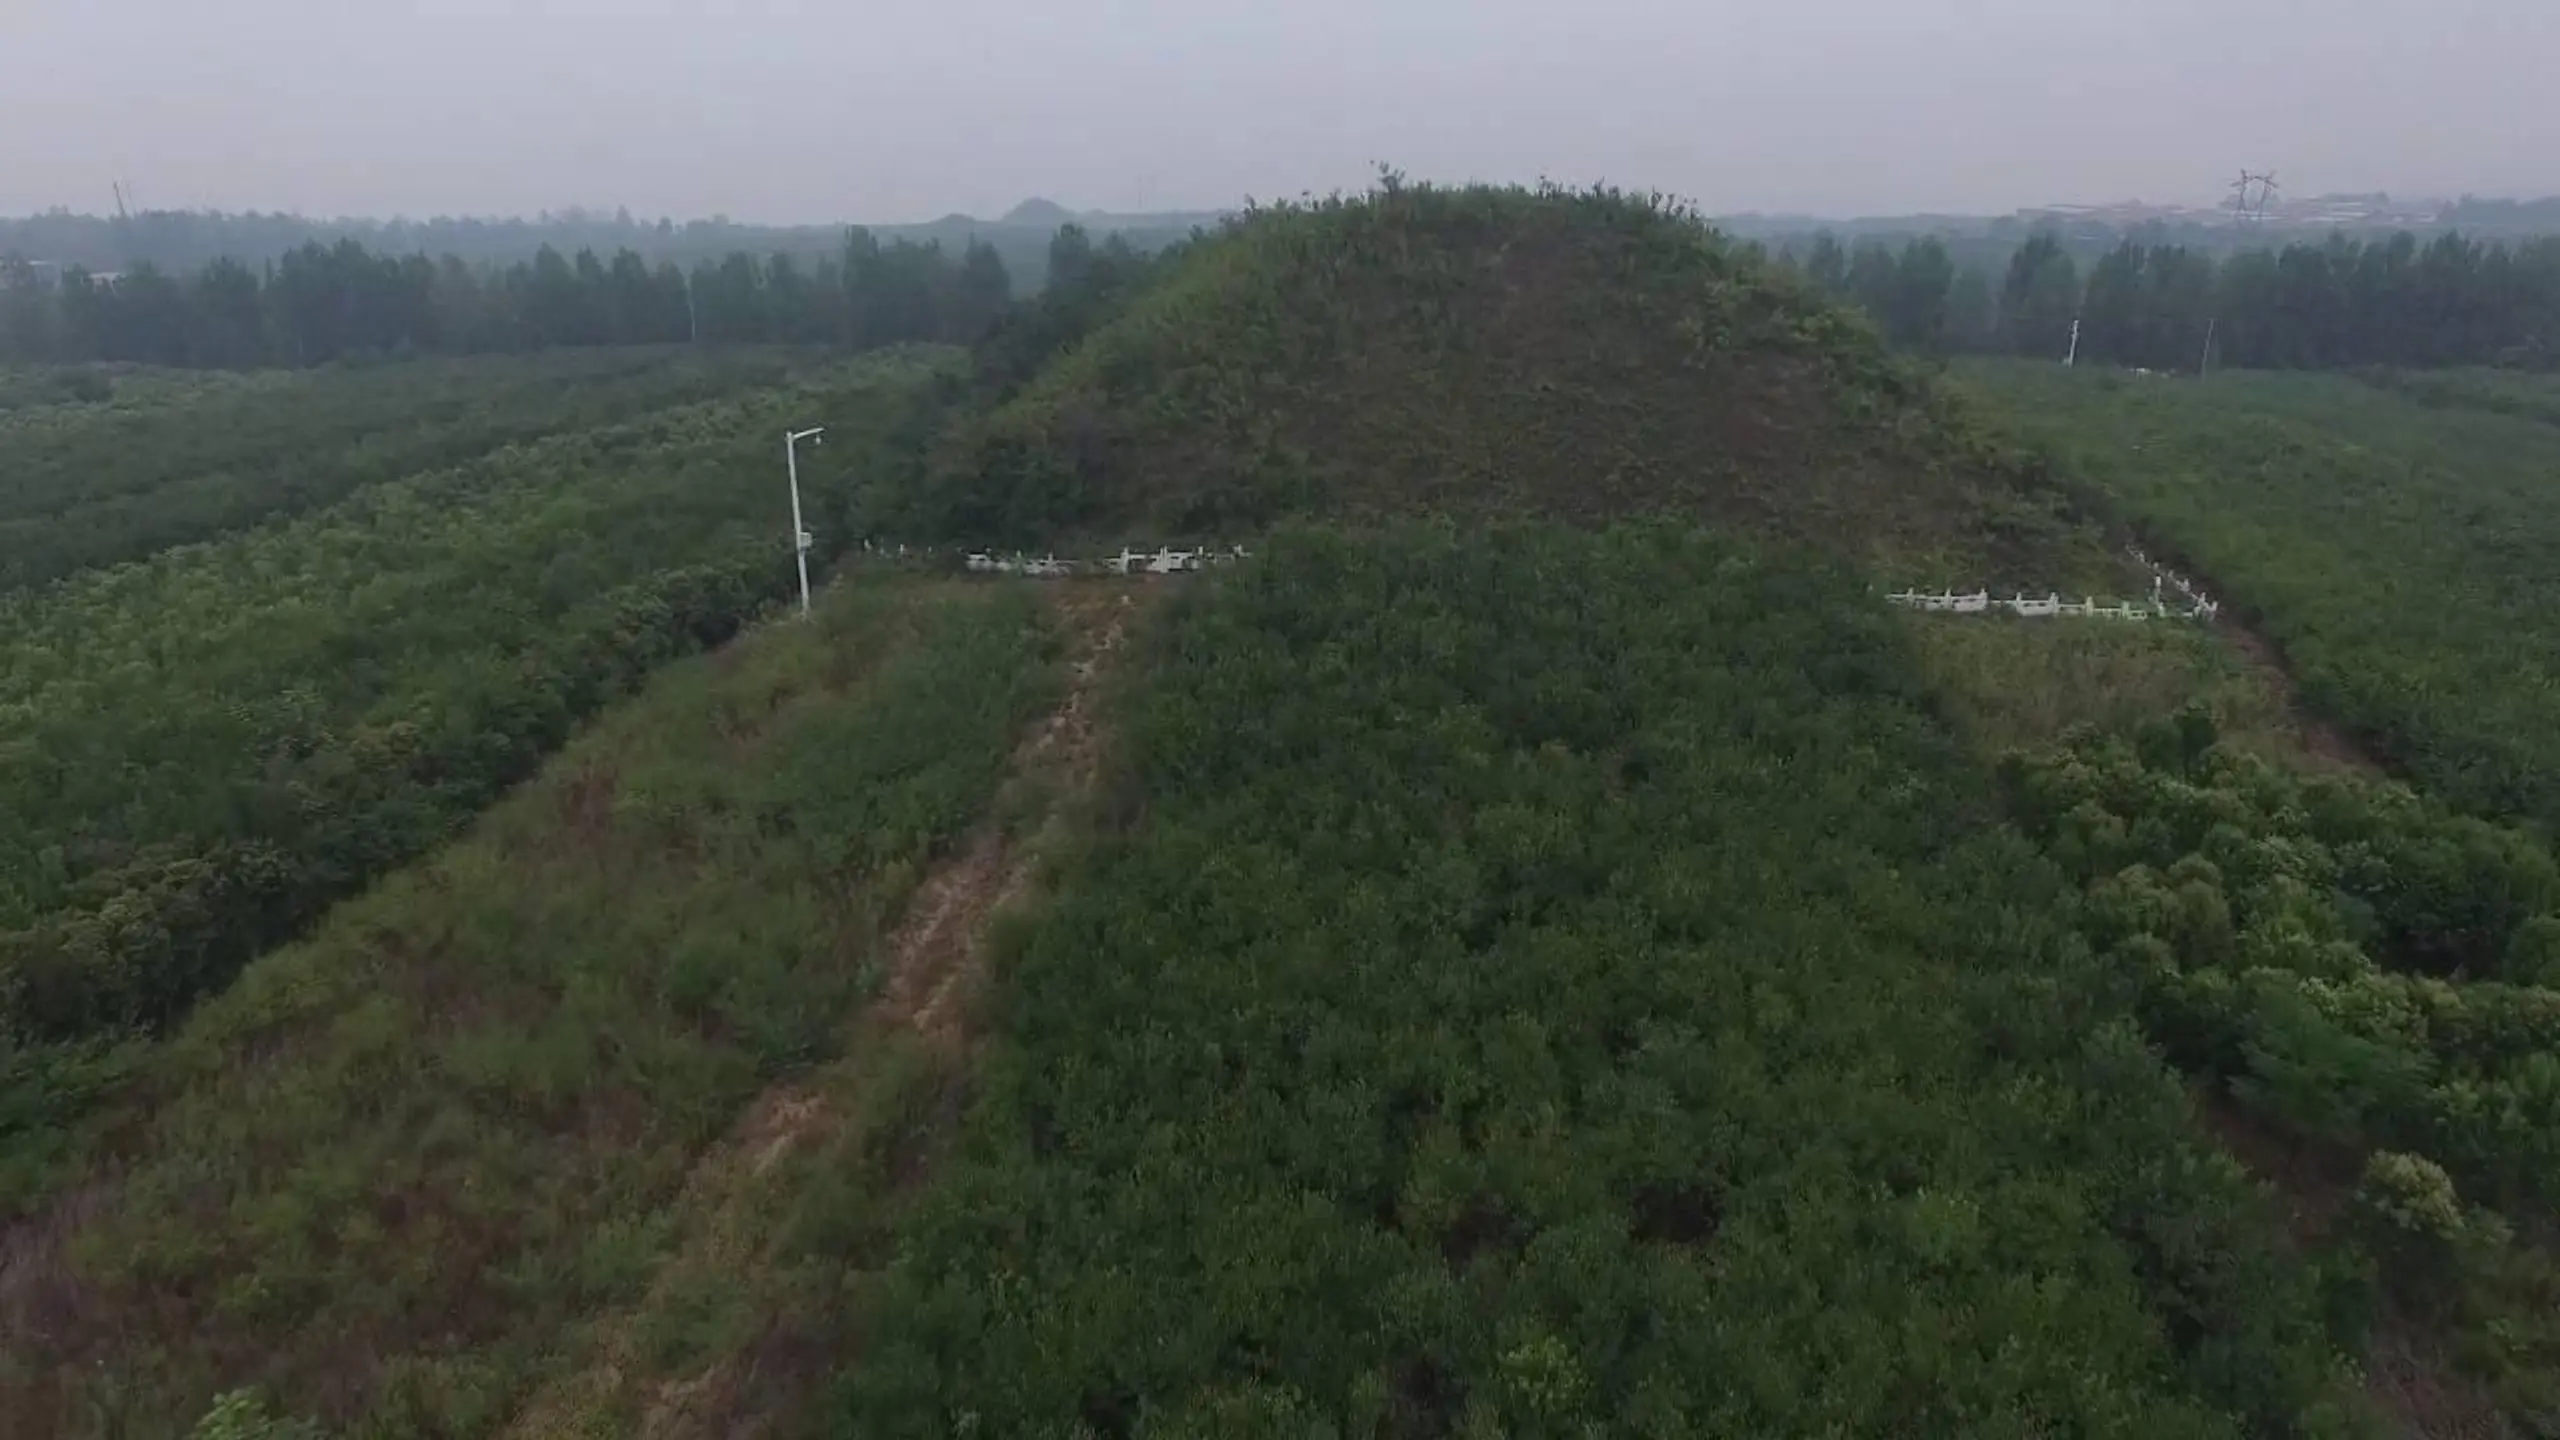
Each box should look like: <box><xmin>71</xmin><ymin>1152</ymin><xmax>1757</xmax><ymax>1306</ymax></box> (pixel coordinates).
<box><xmin>7</xmin><ymin>261</ymin><xmax>121</xmax><ymax>290</ymax></box>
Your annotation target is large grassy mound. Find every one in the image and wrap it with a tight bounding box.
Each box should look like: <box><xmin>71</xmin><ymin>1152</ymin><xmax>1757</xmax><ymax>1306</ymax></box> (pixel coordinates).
<box><xmin>904</xmin><ymin>180</ymin><xmax>2094</xmax><ymax>580</ymax></box>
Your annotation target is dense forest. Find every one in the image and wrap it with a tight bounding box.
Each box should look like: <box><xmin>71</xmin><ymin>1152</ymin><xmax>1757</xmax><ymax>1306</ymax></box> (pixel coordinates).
<box><xmin>1779</xmin><ymin>228</ymin><xmax>2560</xmax><ymax>370</ymax></box>
<box><xmin>0</xmin><ymin>227</ymin><xmax>1164</xmax><ymax>367</ymax></box>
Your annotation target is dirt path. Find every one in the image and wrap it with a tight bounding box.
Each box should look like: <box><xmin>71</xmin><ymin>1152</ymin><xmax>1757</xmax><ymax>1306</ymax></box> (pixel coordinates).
<box><xmin>2122</xmin><ymin>533</ymin><xmax>2383</xmax><ymax>776</ymax></box>
<box><xmin>500</xmin><ymin>582</ymin><xmax>1143</xmax><ymax>1440</ymax></box>
<box><xmin>2203</xmin><ymin>605</ymin><xmax>2381</xmax><ymax>777</ymax></box>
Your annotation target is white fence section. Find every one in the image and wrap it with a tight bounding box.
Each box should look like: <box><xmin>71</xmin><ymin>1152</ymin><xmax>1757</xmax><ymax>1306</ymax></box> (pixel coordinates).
<box><xmin>1888</xmin><ymin>547</ymin><xmax>2221</xmax><ymax>624</ymax></box>
<box><xmin>858</xmin><ymin>537</ymin><xmax>2231</xmax><ymax>623</ymax></box>
<box><xmin>855</xmin><ymin>539</ymin><xmax>1251</xmax><ymax>578</ymax></box>
<box><xmin>2126</xmin><ymin>545</ymin><xmax>2220</xmax><ymax>617</ymax></box>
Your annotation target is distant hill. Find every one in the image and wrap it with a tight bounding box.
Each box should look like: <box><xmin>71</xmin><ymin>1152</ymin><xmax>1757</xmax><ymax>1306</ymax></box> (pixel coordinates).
<box><xmin>1000</xmin><ymin>197</ymin><xmax>1079</xmax><ymax>228</ymax></box>
<box><xmin>905</xmin><ymin>180</ymin><xmax>2104</xmax><ymax>584</ymax></box>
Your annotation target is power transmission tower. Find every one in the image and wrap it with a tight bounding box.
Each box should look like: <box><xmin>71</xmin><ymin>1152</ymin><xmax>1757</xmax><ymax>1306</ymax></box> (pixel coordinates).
<box><xmin>2228</xmin><ymin>170</ymin><xmax>2279</xmax><ymax>224</ymax></box>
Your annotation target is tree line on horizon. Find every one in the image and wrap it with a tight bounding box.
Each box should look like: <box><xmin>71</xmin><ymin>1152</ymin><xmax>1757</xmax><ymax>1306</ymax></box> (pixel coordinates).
<box><xmin>0</xmin><ymin>202</ymin><xmax>1217</xmax><ymax>276</ymax></box>
<box><xmin>0</xmin><ymin>227</ymin><xmax>1042</xmax><ymax>367</ymax></box>
<box><xmin>1779</xmin><ymin>227</ymin><xmax>2560</xmax><ymax>371</ymax></box>
<box><xmin>11</xmin><ymin>211</ymin><xmax>2560</xmax><ymax>377</ymax></box>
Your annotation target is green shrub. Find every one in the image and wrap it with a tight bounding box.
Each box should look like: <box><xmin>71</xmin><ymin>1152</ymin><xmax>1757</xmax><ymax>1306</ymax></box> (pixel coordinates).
<box><xmin>190</xmin><ymin>1390</ymin><xmax>322</xmax><ymax>1440</ymax></box>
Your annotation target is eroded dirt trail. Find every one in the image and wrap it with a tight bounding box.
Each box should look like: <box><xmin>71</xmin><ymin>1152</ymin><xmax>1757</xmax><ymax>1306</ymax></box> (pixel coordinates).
<box><xmin>502</xmin><ymin>582</ymin><xmax>1143</xmax><ymax>1440</ymax></box>
<box><xmin>2122</xmin><ymin>532</ymin><xmax>2382</xmax><ymax>776</ymax></box>
<box><xmin>2201</xmin><ymin>604</ymin><xmax>2382</xmax><ymax>777</ymax></box>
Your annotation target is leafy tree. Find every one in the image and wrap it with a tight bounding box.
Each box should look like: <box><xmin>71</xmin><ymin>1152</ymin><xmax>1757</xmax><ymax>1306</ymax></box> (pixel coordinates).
<box><xmin>1887</xmin><ymin>237</ymin><xmax>1956</xmax><ymax>351</ymax></box>
<box><xmin>2001</xmin><ymin>232</ymin><xmax>2080</xmax><ymax>359</ymax></box>
<box><xmin>1801</xmin><ymin>231</ymin><xmax>1848</xmax><ymax>295</ymax></box>
<box><xmin>1946</xmin><ymin>264</ymin><xmax>1997</xmax><ymax>352</ymax></box>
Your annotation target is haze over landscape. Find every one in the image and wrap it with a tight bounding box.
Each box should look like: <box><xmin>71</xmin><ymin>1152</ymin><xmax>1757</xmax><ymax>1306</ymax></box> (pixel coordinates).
<box><xmin>17</xmin><ymin>3</ymin><xmax>2560</xmax><ymax>1437</ymax></box>
<box><xmin>5</xmin><ymin>0</ymin><xmax>2557</xmax><ymax>221</ymax></box>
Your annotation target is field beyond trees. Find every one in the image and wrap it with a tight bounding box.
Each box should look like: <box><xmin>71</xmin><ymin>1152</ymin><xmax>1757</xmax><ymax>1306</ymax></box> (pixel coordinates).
<box><xmin>1959</xmin><ymin>361</ymin><xmax>2560</xmax><ymax>835</ymax></box>
<box><xmin>0</xmin><ymin>347</ymin><xmax>801</xmax><ymax>588</ymax></box>
<box><xmin>0</xmin><ymin>347</ymin><xmax>956</xmax><ymax>1208</ymax></box>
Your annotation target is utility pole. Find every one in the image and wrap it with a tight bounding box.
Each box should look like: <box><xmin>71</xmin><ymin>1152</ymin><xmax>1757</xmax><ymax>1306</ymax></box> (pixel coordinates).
<box><xmin>681</xmin><ymin>268</ymin><xmax>698</xmax><ymax>343</ymax></box>
<box><xmin>2065</xmin><ymin>315</ymin><xmax>2081</xmax><ymax>367</ymax></box>
<box><xmin>2200</xmin><ymin>316</ymin><xmax>2218</xmax><ymax>378</ymax></box>
<box><xmin>785</xmin><ymin>426</ymin><xmax>825</xmax><ymax>618</ymax></box>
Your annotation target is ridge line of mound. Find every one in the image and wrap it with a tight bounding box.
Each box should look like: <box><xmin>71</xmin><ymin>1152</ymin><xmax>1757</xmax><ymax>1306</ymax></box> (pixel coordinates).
<box><xmin>879</xmin><ymin>180</ymin><xmax>2121</xmax><ymax>591</ymax></box>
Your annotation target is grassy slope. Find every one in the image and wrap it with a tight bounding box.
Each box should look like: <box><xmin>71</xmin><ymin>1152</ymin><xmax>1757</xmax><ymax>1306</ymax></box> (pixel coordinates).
<box><xmin>832</xmin><ymin>528</ymin><xmax>2351</xmax><ymax>1437</ymax></box>
<box><xmin>1909</xmin><ymin>620</ymin><xmax>2358</xmax><ymax>774</ymax></box>
<box><xmin>897</xmin><ymin>183</ymin><xmax>2118</xmax><ymax>589</ymax></box>
<box><xmin>1</xmin><ymin>575</ymin><xmax>1058</xmax><ymax>1436</ymax></box>
<box><xmin>1956</xmin><ymin>360</ymin><xmax>2560</xmax><ymax>833</ymax></box>
<box><xmin>2362</xmin><ymin>365</ymin><xmax>2560</xmax><ymax>430</ymax></box>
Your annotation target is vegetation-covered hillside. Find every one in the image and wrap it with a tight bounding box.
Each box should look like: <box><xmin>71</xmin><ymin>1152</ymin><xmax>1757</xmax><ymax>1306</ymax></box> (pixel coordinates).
<box><xmin>898</xmin><ymin>181</ymin><xmax>2104</xmax><ymax>585</ymax></box>
<box><xmin>836</xmin><ymin>527</ymin><xmax>2354</xmax><ymax>1436</ymax></box>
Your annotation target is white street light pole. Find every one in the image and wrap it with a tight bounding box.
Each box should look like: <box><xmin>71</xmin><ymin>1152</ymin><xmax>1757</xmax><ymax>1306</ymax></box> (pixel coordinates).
<box><xmin>786</xmin><ymin>426</ymin><xmax>825</xmax><ymax>618</ymax></box>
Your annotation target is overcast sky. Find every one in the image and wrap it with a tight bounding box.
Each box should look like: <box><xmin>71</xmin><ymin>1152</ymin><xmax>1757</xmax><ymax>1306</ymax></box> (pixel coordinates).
<box><xmin>4</xmin><ymin>0</ymin><xmax>2554</xmax><ymax>222</ymax></box>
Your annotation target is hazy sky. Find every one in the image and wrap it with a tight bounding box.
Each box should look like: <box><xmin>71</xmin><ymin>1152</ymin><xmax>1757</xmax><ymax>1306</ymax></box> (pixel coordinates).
<box><xmin>5</xmin><ymin>0</ymin><xmax>2554</xmax><ymax>222</ymax></box>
